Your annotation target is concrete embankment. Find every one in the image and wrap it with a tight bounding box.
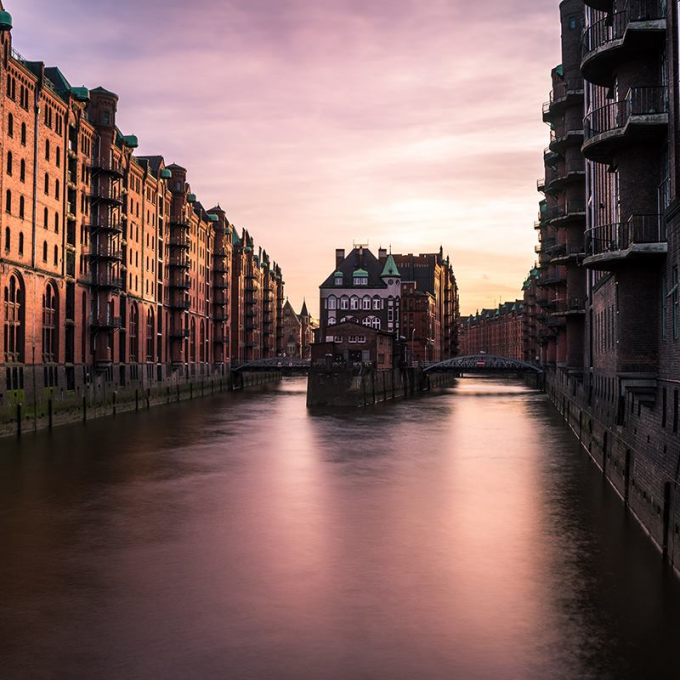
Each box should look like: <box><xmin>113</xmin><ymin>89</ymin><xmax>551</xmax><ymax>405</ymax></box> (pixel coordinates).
<box><xmin>307</xmin><ymin>367</ymin><xmax>455</xmax><ymax>408</ymax></box>
<box><xmin>0</xmin><ymin>371</ymin><xmax>281</xmax><ymax>438</ymax></box>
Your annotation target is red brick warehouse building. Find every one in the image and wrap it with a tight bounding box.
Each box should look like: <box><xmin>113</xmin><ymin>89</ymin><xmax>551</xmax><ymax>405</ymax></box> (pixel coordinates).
<box><xmin>0</xmin><ymin>4</ymin><xmax>285</xmax><ymax>413</ymax></box>
<box><xmin>458</xmin><ymin>301</ymin><xmax>525</xmax><ymax>361</ymax></box>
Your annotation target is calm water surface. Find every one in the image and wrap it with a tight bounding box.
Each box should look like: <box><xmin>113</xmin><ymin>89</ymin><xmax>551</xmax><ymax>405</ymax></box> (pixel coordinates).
<box><xmin>1</xmin><ymin>377</ymin><xmax>680</xmax><ymax>679</ymax></box>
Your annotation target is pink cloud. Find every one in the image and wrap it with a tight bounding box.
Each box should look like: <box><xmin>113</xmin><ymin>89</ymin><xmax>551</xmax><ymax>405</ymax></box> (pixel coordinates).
<box><xmin>10</xmin><ymin>0</ymin><xmax>561</xmax><ymax>315</ymax></box>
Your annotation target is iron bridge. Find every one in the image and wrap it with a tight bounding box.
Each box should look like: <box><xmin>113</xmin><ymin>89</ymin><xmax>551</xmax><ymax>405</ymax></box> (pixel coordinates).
<box><xmin>232</xmin><ymin>358</ymin><xmax>311</xmax><ymax>373</ymax></box>
<box><xmin>423</xmin><ymin>354</ymin><xmax>543</xmax><ymax>374</ymax></box>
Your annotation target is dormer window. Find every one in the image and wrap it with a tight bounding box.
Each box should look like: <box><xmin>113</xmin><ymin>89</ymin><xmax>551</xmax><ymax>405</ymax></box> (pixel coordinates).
<box><xmin>353</xmin><ymin>269</ymin><xmax>368</xmax><ymax>286</ymax></box>
<box><xmin>334</xmin><ymin>272</ymin><xmax>343</xmax><ymax>286</ymax></box>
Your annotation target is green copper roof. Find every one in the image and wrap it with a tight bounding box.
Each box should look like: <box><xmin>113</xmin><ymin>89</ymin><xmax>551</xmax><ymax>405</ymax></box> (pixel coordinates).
<box><xmin>208</xmin><ymin>214</ymin><xmax>218</xmax><ymax>222</ymax></box>
<box><xmin>353</xmin><ymin>269</ymin><xmax>368</xmax><ymax>277</ymax></box>
<box><xmin>334</xmin><ymin>270</ymin><xmax>343</xmax><ymax>277</ymax></box>
<box><xmin>160</xmin><ymin>168</ymin><xmax>172</xmax><ymax>179</ymax></box>
<box><xmin>70</xmin><ymin>86</ymin><xmax>89</xmax><ymax>101</ymax></box>
<box><xmin>0</xmin><ymin>11</ymin><xmax>13</xmax><ymax>31</ymax></box>
<box><xmin>244</xmin><ymin>245</ymin><xmax>253</xmax><ymax>253</ymax></box>
<box><xmin>187</xmin><ymin>193</ymin><xmax>196</xmax><ymax>203</ymax></box>
<box><xmin>381</xmin><ymin>254</ymin><xmax>400</xmax><ymax>277</ymax></box>
<box><xmin>555</xmin><ymin>64</ymin><xmax>563</xmax><ymax>77</ymax></box>
<box><xmin>122</xmin><ymin>135</ymin><xmax>138</xmax><ymax>148</ymax></box>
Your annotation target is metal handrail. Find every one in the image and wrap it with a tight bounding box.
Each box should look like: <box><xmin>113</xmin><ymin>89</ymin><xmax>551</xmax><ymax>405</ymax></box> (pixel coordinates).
<box><xmin>582</xmin><ymin>1</ymin><xmax>665</xmax><ymax>58</ymax></box>
<box><xmin>584</xmin><ymin>86</ymin><xmax>668</xmax><ymax>140</ymax></box>
<box><xmin>585</xmin><ymin>214</ymin><xmax>666</xmax><ymax>255</ymax></box>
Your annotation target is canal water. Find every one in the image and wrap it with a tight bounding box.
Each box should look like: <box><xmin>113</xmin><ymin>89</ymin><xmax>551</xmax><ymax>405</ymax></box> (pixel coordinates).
<box><xmin>1</xmin><ymin>377</ymin><xmax>680</xmax><ymax>680</ymax></box>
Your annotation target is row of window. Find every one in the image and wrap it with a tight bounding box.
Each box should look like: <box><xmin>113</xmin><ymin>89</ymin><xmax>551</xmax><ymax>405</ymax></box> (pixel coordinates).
<box><xmin>327</xmin><ymin>315</ymin><xmax>382</xmax><ymax>329</ymax></box>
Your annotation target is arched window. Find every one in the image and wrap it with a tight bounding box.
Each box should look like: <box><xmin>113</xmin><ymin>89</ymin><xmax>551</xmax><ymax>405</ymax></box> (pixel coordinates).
<box><xmin>328</xmin><ymin>317</ymin><xmax>337</xmax><ymax>326</ymax></box>
<box><xmin>146</xmin><ymin>309</ymin><xmax>154</xmax><ymax>362</ymax></box>
<box><xmin>5</xmin><ymin>189</ymin><xmax>11</xmax><ymax>214</ymax></box>
<box><xmin>200</xmin><ymin>320</ymin><xmax>205</xmax><ymax>362</ymax></box>
<box><xmin>18</xmin><ymin>233</ymin><xmax>24</xmax><ymax>256</ymax></box>
<box><xmin>21</xmin><ymin>123</ymin><xmax>26</xmax><ymax>146</ymax></box>
<box><xmin>19</xmin><ymin>196</ymin><xmax>24</xmax><ymax>219</ymax></box>
<box><xmin>20</xmin><ymin>159</ymin><xmax>25</xmax><ymax>183</ymax></box>
<box><xmin>4</xmin><ymin>227</ymin><xmax>9</xmax><ymax>252</ymax></box>
<box><xmin>362</xmin><ymin>296</ymin><xmax>371</xmax><ymax>310</ymax></box>
<box><xmin>54</xmin><ymin>212</ymin><xmax>59</xmax><ymax>233</ymax></box>
<box><xmin>6</xmin><ymin>151</ymin><xmax>12</xmax><ymax>175</ymax></box>
<box><xmin>373</xmin><ymin>296</ymin><xmax>381</xmax><ymax>310</ymax></box>
<box><xmin>42</xmin><ymin>241</ymin><xmax>47</xmax><ymax>262</ymax></box>
<box><xmin>327</xmin><ymin>296</ymin><xmax>337</xmax><ymax>310</ymax></box>
<box><xmin>55</xmin><ymin>179</ymin><xmax>60</xmax><ymax>199</ymax></box>
<box><xmin>44</xmin><ymin>207</ymin><xmax>48</xmax><ymax>228</ymax></box>
<box><xmin>56</xmin><ymin>147</ymin><xmax>61</xmax><ymax>168</ymax></box>
<box><xmin>4</xmin><ymin>274</ymin><xmax>25</xmax><ymax>363</ymax></box>
<box><xmin>7</xmin><ymin>113</ymin><xmax>13</xmax><ymax>137</ymax></box>
<box><xmin>44</xmin><ymin>173</ymin><xmax>49</xmax><ymax>195</ymax></box>
<box><xmin>350</xmin><ymin>296</ymin><xmax>359</xmax><ymax>310</ymax></box>
<box><xmin>42</xmin><ymin>283</ymin><xmax>58</xmax><ymax>363</ymax></box>
<box><xmin>340</xmin><ymin>296</ymin><xmax>349</xmax><ymax>310</ymax></box>
<box><xmin>190</xmin><ymin>318</ymin><xmax>196</xmax><ymax>362</ymax></box>
<box><xmin>363</xmin><ymin>316</ymin><xmax>381</xmax><ymax>330</ymax></box>
<box><xmin>45</xmin><ymin>139</ymin><xmax>50</xmax><ymax>161</ymax></box>
<box><xmin>129</xmin><ymin>304</ymin><xmax>138</xmax><ymax>362</ymax></box>
<box><xmin>53</xmin><ymin>245</ymin><xmax>58</xmax><ymax>265</ymax></box>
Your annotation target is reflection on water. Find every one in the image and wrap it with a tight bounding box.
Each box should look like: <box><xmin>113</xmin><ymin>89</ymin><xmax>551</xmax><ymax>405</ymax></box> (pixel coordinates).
<box><xmin>1</xmin><ymin>376</ymin><xmax>680</xmax><ymax>680</ymax></box>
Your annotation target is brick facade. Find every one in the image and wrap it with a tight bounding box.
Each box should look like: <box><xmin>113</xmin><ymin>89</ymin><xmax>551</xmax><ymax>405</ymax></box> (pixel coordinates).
<box><xmin>0</xmin><ymin>8</ymin><xmax>284</xmax><ymax>420</ymax></box>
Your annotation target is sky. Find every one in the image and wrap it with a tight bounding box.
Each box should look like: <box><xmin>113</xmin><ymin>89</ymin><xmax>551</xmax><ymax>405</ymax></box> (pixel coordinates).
<box><xmin>10</xmin><ymin>0</ymin><xmax>562</xmax><ymax>316</ymax></box>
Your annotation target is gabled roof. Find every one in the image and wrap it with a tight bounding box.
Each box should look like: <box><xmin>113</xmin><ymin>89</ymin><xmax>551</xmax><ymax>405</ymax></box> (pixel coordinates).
<box><xmin>320</xmin><ymin>247</ymin><xmax>387</xmax><ymax>289</ymax></box>
<box><xmin>381</xmin><ymin>253</ymin><xmax>400</xmax><ymax>277</ymax></box>
<box><xmin>300</xmin><ymin>299</ymin><xmax>309</xmax><ymax>317</ymax></box>
<box><xmin>90</xmin><ymin>85</ymin><xmax>119</xmax><ymax>99</ymax></box>
<box><xmin>137</xmin><ymin>155</ymin><xmax>164</xmax><ymax>175</ymax></box>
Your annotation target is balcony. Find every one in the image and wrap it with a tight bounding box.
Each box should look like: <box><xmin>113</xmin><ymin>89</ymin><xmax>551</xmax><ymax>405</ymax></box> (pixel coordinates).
<box><xmin>582</xmin><ymin>1</ymin><xmax>667</xmax><ymax>87</ymax></box>
<box><xmin>170</xmin><ymin>217</ymin><xmax>191</xmax><ymax>228</ymax></box>
<box><xmin>91</xmin><ymin>221</ymin><xmax>123</xmax><ymax>235</ymax></box>
<box><xmin>584</xmin><ymin>214</ymin><xmax>667</xmax><ymax>269</ymax></box>
<box><xmin>537</xmin><ymin>273</ymin><xmax>566</xmax><ymax>288</ymax></box>
<box><xmin>169</xmin><ymin>277</ymin><xmax>191</xmax><ymax>290</ymax></box>
<box><xmin>213</xmin><ymin>261</ymin><xmax>229</xmax><ymax>274</ymax></box>
<box><xmin>583</xmin><ymin>87</ymin><xmax>668</xmax><ymax>163</ymax></box>
<box><xmin>90</xmin><ymin>313</ymin><xmax>121</xmax><ymax>329</ymax></box>
<box><xmin>544</xmin><ymin>200</ymin><xmax>586</xmax><ymax>225</ymax></box>
<box><xmin>90</xmin><ymin>271</ymin><xmax>122</xmax><ymax>290</ymax></box>
<box><xmin>169</xmin><ymin>328</ymin><xmax>190</xmax><ymax>339</ymax></box>
<box><xmin>213</xmin><ymin>279</ymin><xmax>229</xmax><ymax>290</ymax></box>
<box><xmin>168</xmin><ymin>254</ymin><xmax>190</xmax><ymax>269</ymax></box>
<box><xmin>92</xmin><ymin>157</ymin><xmax>125</xmax><ymax>178</ymax></box>
<box><xmin>167</xmin><ymin>297</ymin><xmax>191</xmax><ymax>310</ymax></box>
<box><xmin>89</xmin><ymin>244</ymin><xmax>122</xmax><ymax>261</ymax></box>
<box><xmin>91</xmin><ymin>185</ymin><xmax>123</xmax><ymax>205</ymax></box>
<box><xmin>551</xmin><ymin>243</ymin><xmax>585</xmax><ymax>265</ymax></box>
<box><xmin>542</xmin><ymin>79</ymin><xmax>585</xmax><ymax>123</ymax></box>
<box><xmin>169</xmin><ymin>233</ymin><xmax>191</xmax><ymax>249</ymax></box>
<box><xmin>548</xmin><ymin>159</ymin><xmax>586</xmax><ymax>191</ymax></box>
<box><xmin>549</xmin><ymin>127</ymin><xmax>584</xmax><ymax>154</ymax></box>
<box><xmin>552</xmin><ymin>298</ymin><xmax>587</xmax><ymax>317</ymax></box>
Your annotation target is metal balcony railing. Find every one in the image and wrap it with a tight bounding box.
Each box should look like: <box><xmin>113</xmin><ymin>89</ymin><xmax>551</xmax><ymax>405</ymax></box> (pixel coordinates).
<box><xmin>89</xmin><ymin>244</ymin><xmax>122</xmax><ymax>260</ymax></box>
<box><xmin>553</xmin><ymin>298</ymin><xmax>587</xmax><ymax>314</ymax></box>
<box><xmin>582</xmin><ymin>1</ymin><xmax>666</xmax><ymax>59</ymax></box>
<box><xmin>584</xmin><ymin>86</ymin><xmax>668</xmax><ymax>140</ymax></box>
<box><xmin>89</xmin><ymin>313</ymin><xmax>122</xmax><ymax>329</ymax></box>
<box><xmin>92</xmin><ymin>157</ymin><xmax>125</xmax><ymax>176</ymax></box>
<box><xmin>90</xmin><ymin>271</ymin><xmax>123</xmax><ymax>289</ymax></box>
<box><xmin>545</xmin><ymin>200</ymin><xmax>587</xmax><ymax>222</ymax></box>
<box><xmin>586</xmin><ymin>214</ymin><xmax>666</xmax><ymax>255</ymax></box>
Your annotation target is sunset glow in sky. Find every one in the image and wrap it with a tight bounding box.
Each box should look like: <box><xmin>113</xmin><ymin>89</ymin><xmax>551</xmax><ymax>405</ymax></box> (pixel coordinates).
<box><xmin>13</xmin><ymin>0</ymin><xmax>562</xmax><ymax>315</ymax></box>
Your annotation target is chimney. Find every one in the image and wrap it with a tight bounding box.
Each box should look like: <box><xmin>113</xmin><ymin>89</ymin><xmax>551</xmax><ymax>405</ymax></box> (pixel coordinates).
<box><xmin>335</xmin><ymin>249</ymin><xmax>345</xmax><ymax>268</ymax></box>
<box><xmin>378</xmin><ymin>248</ymin><xmax>387</xmax><ymax>260</ymax></box>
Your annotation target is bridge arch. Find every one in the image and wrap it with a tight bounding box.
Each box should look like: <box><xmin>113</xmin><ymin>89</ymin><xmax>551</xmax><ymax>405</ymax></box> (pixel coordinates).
<box><xmin>423</xmin><ymin>354</ymin><xmax>543</xmax><ymax>374</ymax></box>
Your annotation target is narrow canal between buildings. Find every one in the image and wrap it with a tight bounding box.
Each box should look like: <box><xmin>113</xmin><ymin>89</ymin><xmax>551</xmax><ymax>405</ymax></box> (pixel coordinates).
<box><xmin>1</xmin><ymin>376</ymin><xmax>680</xmax><ymax>680</ymax></box>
